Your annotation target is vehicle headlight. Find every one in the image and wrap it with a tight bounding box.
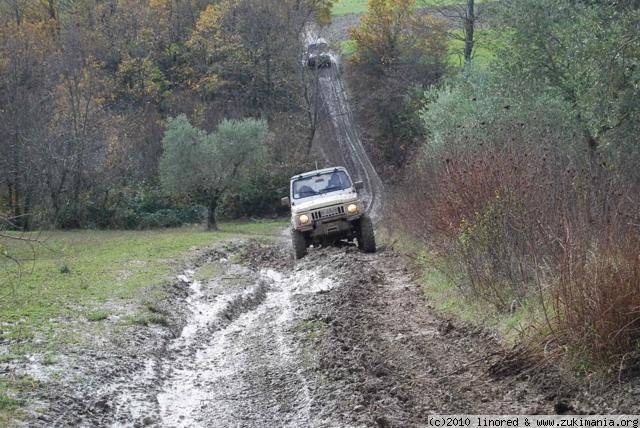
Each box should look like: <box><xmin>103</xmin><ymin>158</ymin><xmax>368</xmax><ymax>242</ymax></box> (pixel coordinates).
<box><xmin>347</xmin><ymin>204</ymin><xmax>358</xmax><ymax>215</ymax></box>
<box><xmin>298</xmin><ymin>214</ymin><xmax>310</xmax><ymax>224</ymax></box>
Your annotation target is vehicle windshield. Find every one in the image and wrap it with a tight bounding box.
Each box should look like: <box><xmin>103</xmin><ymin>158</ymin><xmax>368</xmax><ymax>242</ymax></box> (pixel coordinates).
<box><xmin>308</xmin><ymin>41</ymin><xmax>328</xmax><ymax>54</ymax></box>
<box><xmin>292</xmin><ymin>171</ymin><xmax>352</xmax><ymax>199</ymax></box>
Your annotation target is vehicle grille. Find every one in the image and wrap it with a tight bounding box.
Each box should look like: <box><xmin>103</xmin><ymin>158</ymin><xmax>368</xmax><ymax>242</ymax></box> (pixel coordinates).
<box><xmin>311</xmin><ymin>205</ymin><xmax>345</xmax><ymax>221</ymax></box>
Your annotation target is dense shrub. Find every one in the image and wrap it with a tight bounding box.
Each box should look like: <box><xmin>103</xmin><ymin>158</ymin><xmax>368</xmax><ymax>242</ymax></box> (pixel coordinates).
<box><xmin>394</xmin><ymin>64</ymin><xmax>640</xmax><ymax>370</ymax></box>
<box><xmin>84</xmin><ymin>186</ymin><xmax>202</xmax><ymax>230</ymax></box>
<box><xmin>219</xmin><ymin>172</ymin><xmax>289</xmax><ymax>219</ymax></box>
<box><xmin>554</xmin><ymin>238</ymin><xmax>640</xmax><ymax>368</ymax></box>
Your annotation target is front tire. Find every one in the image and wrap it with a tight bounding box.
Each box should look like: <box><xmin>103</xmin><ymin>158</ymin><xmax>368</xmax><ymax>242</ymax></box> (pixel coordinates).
<box><xmin>357</xmin><ymin>215</ymin><xmax>376</xmax><ymax>253</ymax></box>
<box><xmin>292</xmin><ymin>229</ymin><xmax>307</xmax><ymax>260</ymax></box>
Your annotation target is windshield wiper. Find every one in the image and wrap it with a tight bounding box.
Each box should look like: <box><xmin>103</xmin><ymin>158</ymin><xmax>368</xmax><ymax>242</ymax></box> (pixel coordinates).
<box><xmin>321</xmin><ymin>186</ymin><xmax>343</xmax><ymax>194</ymax></box>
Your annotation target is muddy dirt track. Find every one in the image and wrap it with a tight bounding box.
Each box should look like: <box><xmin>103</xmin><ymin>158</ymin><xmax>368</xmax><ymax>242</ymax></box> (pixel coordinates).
<box><xmin>34</xmin><ymin>241</ymin><xmax>508</xmax><ymax>427</ymax></box>
<box><xmin>18</xmin><ymin>238</ymin><xmax>630</xmax><ymax>427</ymax></box>
<box><xmin>16</xmin><ymin>238</ymin><xmax>640</xmax><ymax>426</ymax></box>
<box><xmin>315</xmin><ymin>65</ymin><xmax>384</xmax><ymax>217</ymax></box>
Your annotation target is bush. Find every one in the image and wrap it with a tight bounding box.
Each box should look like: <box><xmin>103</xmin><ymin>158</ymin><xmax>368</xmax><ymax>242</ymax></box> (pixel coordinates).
<box><xmin>398</xmin><ymin>139</ymin><xmax>640</xmax><ymax>369</ymax></box>
<box><xmin>553</xmin><ymin>239</ymin><xmax>640</xmax><ymax>368</ymax></box>
<box><xmin>218</xmin><ymin>172</ymin><xmax>289</xmax><ymax>219</ymax></box>
<box><xmin>85</xmin><ymin>186</ymin><xmax>202</xmax><ymax>230</ymax></box>
<box><xmin>394</xmin><ymin>65</ymin><xmax>640</xmax><ymax>371</ymax></box>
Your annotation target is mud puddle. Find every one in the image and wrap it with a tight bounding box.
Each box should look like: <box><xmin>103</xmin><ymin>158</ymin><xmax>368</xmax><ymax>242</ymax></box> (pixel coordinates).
<box><xmin>108</xmin><ymin>242</ymin><xmax>347</xmax><ymax>427</ymax></box>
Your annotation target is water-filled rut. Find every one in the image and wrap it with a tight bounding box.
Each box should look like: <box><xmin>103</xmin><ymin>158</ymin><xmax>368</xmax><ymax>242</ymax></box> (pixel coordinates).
<box><xmin>109</xmin><ymin>245</ymin><xmax>341</xmax><ymax>427</ymax></box>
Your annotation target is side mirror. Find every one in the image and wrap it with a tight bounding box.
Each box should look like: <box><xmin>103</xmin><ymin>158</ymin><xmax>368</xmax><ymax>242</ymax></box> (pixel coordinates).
<box><xmin>281</xmin><ymin>197</ymin><xmax>291</xmax><ymax>207</ymax></box>
<box><xmin>354</xmin><ymin>181</ymin><xmax>364</xmax><ymax>190</ymax></box>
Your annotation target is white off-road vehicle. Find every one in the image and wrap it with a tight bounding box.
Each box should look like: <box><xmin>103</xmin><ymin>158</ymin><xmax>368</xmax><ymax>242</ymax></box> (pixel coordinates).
<box><xmin>306</xmin><ymin>38</ymin><xmax>332</xmax><ymax>68</ymax></box>
<box><xmin>281</xmin><ymin>167</ymin><xmax>376</xmax><ymax>259</ymax></box>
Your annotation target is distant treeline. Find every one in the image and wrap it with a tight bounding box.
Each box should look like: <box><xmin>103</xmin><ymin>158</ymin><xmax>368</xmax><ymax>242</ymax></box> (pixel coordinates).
<box><xmin>0</xmin><ymin>0</ymin><xmax>333</xmax><ymax>230</ymax></box>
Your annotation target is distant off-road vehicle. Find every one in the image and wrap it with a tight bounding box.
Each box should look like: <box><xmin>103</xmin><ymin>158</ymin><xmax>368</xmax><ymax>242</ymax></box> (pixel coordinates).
<box><xmin>307</xmin><ymin>38</ymin><xmax>332</xmax><ymax>68</ymax></box>
<box><xmin>282</xmin><ymin>167</ymin><xmax>376</xmax><ymax>259</ymax></box>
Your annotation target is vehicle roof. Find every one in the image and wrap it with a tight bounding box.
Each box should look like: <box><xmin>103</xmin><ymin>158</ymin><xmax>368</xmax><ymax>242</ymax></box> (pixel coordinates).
<box><xmin>291</xmin><ymin>166</ymin><xmax>348</xmax><ymax>181</ymax></box>
<box><xmin>308</xmin><ymin>38</ymin><xmax>328</xmax><ymax>47</ymax></box>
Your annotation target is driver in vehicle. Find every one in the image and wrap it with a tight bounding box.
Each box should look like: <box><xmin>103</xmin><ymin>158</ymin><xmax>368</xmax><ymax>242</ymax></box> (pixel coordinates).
<box><xmin>327</xmin><ymin>171</ymin><xmax>344</xmax><ymax>190</ymax></box>
<box><xmin>299</xmin><ymin>184</ymin><xmax>314</xmax><ymax>196</ymax></box>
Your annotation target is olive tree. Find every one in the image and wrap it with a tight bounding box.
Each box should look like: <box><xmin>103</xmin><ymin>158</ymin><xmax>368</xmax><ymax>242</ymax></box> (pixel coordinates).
<box><xmin>159</xmin><ymin>115</ymin><xmax>268</xmax><ymax>230</ymax></box>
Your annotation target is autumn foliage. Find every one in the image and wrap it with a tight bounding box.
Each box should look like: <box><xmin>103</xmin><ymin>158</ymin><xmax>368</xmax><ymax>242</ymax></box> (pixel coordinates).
<box><xmin>349</xmin><ymin>0</ymin><xmax>447</xmax><ymax>72</ymax></box>
<box><xmin>0</xmin><ymin>0</ymin><xmax>323</xmax><ymax>229</ymax></box>
<box><xmin>347</xmin><ymin>0</ymin><xmax>448</xmax><ymax>172</ymax></box>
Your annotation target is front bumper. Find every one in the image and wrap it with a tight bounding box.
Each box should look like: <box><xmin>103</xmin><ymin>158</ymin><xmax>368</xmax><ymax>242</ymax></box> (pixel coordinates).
<box><xmin>292</xmin><ymin>201</ymin><xmax>363</xmax><ymax>232</ymax></box>
<box><xmin>309</xmin><ymin>216</ymin><xmax>360</xmax><ymax>239</ymax></box>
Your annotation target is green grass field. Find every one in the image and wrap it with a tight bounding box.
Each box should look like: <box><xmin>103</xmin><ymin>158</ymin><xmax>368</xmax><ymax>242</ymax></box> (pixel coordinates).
<box><xmin>0</xmin><ymin>220</ymin><xmax>286</xmax><ymax>423</ymax></box>
<box><xmin>331</xmin><ymin>0</ymin><xmax>472</xmax><ymax>15</ymax></box>
<box><xmin>0</xmin><ymin>221</ymin><xmax>285</xmax><ymax>350</ymax></box>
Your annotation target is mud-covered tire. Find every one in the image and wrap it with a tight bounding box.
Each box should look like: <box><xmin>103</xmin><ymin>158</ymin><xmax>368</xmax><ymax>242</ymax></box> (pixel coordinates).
<box><xmin>357</xmin><ymin>215</ymin><xmax>376</xmax><ymax>253</ymax></box>
<box><xmin>291</xmin><ymin>229</ymin><xmax>307</xmax><ymax>260</ymax></box>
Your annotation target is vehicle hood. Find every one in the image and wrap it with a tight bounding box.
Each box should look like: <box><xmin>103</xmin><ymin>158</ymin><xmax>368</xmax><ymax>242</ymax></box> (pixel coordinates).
<box><xmin>291</xmin><ymin>190</ymin><xmax>359</xmax><ymax>214</ymax></box>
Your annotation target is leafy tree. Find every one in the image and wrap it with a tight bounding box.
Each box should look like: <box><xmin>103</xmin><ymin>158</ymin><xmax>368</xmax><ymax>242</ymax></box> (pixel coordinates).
<box><xmin>159</xmin><ymin>115</ymin><xmax>268</xmax><ymax>230</ymax></box>
<box><xmin>0</xmin><ymin>18</ymin><xmax>53</xmax><ymax>228</ymax></box>
<box><xmin>350</xmin><ymin>0</ymin><xmax>447</xmax><ymax>75</ymax></box>
<box><xmin>186</xmin><ymin>2</ymin><xmax>242</xmax><ymax>101</ymax></box>
<box><xmin>494</xmin><ymin>0</ymin><xmax>640</xmax><ymax>170</ymax></box>
<box><xmin>312</xmin><ymin>0</ymin><xmax>334</xmax><ymax>26</ymax></box>
<box><xmin>347</xmin><ymin>0</ymin><xmax>447</xmax><ymax>170</ymax></box>
<box><xmin>419</xmin><ymin>65</ymin><xmax>580</xmax><ymax>153</ymax></box>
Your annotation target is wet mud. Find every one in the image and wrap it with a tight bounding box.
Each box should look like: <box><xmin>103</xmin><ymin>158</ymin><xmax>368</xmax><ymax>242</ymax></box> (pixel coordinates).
<box><xmin>10</xmin><ymin>239</ymin><xmax>638</xmax><ymax>427</ymax></box>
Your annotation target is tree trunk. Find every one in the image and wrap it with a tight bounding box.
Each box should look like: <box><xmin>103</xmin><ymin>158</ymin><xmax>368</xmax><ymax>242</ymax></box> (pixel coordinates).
<box><xmin>583</xmin><ymin>131</ymin><xmax>600</xmax><ymax>225</ymax></box>
<box><xmin>8</xmin><ymin>183</ymin><xmax>19</xmax><ymax>224</ymax></box>
<box><xmin>48</xmin><ymin>0</ymin><xmax>56</xmax><ymax>19</ymax></box>
<box><xmin>206</xmin><ymin>196</ymin><xmax>219</xmax><ymax>231</ymax></box>
<box><xmin>464</xmin><ymin>0</ymin><xmax>475</xmax><ymax>65</ymax></box>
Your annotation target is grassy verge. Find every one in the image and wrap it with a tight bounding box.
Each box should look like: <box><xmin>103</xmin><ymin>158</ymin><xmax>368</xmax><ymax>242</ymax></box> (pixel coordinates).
<box><xmin>331</xmin><ymin>0</ymin><xmax>481</xmax><ymax>16</ymax></box>
<box><xmin>445</xmin><ymin>28</ymin><xmax>500</xmax><ymax>68</ymax></box>
<box><xmin>379</xmin><ymin>230</ymin><xmax>541</xmax><ymax>346</ymax></box>
<box><xmin>0</xmin><ymin>220</ymin><xmax>286</xmax><ymax>423</ymax></box>
<box><xmin>416</xmin><ymin>253</ymin><xmax>544</xmax><ymax>345</ymax></box>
